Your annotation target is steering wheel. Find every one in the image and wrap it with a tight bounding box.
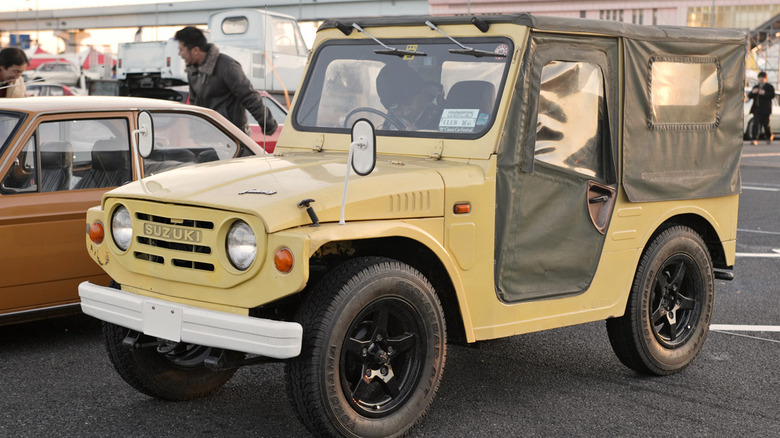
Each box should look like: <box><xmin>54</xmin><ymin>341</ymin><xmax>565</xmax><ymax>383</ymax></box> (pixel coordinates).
<box><xmin>343</xmin><ymin>107</ymin><xmax>403</xmax><ymax>130</ymax></box>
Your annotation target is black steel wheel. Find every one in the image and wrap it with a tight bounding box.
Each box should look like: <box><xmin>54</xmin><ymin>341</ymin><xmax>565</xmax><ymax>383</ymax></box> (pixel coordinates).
<box><xmin>286</xmin><ymin>257</ymin><xmax>446</xmax><ymax>438</ymax></box>
<box><xmin>341</xmin><ymin>296</ymin><xmax>424</xmax><ymax>418</ymax></box>
<box><xmin>607</xmin><ymin>226</ymin><xmax>714</xmax><ymax>375</ymax></box>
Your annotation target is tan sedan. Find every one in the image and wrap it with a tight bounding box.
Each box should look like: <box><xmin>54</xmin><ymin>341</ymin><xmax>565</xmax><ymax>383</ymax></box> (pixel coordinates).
<box><xmin>0</xmin><ymin>96</ymin><xmax>267</xmax><ymax>325</ymax></box>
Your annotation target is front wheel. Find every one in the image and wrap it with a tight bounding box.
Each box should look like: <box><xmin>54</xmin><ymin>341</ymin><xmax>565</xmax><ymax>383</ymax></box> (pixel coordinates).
<box><xmin>286</xmin><ymin>257</ymin><xmax>446</xmax><ymax>438</ymax></box>
<box><xmin>102</xmin><ymin>321</ymin><xmax>239</xmax><ymax>400</ymax></box>
<box><xmin>607</xmin><ymin>226</ymin><xmax>714</xmax><ymax>375</ymax></box>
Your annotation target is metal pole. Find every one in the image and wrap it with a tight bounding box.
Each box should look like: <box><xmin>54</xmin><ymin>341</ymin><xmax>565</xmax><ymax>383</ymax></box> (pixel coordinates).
<box><xmin>710</xmin><ymin>0</ymin><xmax>715</xmax><ymax>27</ymax></box>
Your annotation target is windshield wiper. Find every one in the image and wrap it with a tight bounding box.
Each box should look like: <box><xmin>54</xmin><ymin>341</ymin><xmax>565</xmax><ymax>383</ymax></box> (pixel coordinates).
<box><xmin>425</xmin><ymin>20</ymin><xmax>505</xmax><ymax>58</ymax></box>
<box><xmin>352</xmin><ymin>23</ymin><xmax>427</xmax><ymax>57</ymax></box>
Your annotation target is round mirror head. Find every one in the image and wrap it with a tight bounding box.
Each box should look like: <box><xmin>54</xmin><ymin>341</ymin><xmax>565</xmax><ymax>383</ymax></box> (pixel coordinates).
<box><xmin>136</xmin><ymin>110</ymin><xmax>154</xmax><ymax>158</ymax></box>
<box><xmin>351</xmin><ymin>119</ymin><xmax>376</xmax><ymax>176</ymax></box>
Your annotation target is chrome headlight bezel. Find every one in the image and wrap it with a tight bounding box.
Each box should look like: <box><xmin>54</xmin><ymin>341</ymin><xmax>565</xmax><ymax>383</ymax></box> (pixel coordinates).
<box><xmin>111</xmin><ymin>205</ymin><xmax>133</xmax><ymax>251</ymax></box>
<box><xmin>226</xmin><ymin>220</ymin><xmax>257</xmax><ymax>271</ymax></box>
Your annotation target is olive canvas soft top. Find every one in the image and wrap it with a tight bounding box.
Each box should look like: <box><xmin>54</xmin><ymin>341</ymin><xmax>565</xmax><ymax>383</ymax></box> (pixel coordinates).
<box><xmin>322</xmin><ymin>14</ymin><xmax>744</xmax><ymax>202</ymax></box>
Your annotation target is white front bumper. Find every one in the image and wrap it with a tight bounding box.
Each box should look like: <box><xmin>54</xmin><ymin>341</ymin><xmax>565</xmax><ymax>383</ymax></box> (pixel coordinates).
<box><xmin>78</xmin><ymin>282</ymin><xmax>302</xmax><ymax>359</ymax></box>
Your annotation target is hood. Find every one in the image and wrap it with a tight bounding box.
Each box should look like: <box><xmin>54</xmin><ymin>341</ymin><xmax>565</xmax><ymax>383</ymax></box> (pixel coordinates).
<box><xmin>108</xmin><ymin>153</ymin><xmax>447</xmax><ymax>232</ymax></box>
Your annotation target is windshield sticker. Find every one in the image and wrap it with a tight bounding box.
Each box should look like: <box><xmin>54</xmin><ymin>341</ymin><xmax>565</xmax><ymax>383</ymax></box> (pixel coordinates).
<box><xmin>476</xmin><ymin>113</ymin><xmax>490</xmax><ymax>126</ymax></box>
<box><xmin>403</xmin><ymin>45</ymin><xmax>419</xmax><ymax>60</ymax></box>
<box><xmin>494</xmin><ymin>43</ymin><xmax>510</xmax><ymax>60</ymax></box>
<box><xmin>439</xmin><ymin>109</ymin><xmax>479</xmax><ymax>133</ymax></box>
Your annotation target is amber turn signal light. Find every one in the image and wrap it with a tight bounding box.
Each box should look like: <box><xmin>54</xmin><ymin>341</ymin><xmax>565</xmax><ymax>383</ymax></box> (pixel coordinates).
<box><xmin>88</xmin><ymin>222</ymin><xmax>105</xmax><ymax>244</ymax></box>
<box><xmin>274</xmin><ymin>248</ymin><xmax>294</xmax><ymax>273</ymax></box>
<box><xmin>453</xmin><ymin>202</ymin><xmax>471</xmax><ymax>214</ymax></box>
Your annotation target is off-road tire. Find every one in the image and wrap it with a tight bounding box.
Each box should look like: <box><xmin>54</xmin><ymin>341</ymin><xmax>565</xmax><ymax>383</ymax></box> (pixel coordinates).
<box><xmin>102</xmin><ymin>321</ymin><xmax>238</xmax><ymax>400</ymax></box>
<box><xmin>607</xmin><ymin>226</ymin><xmax>714</xmax><ymax>375</ymax></box>
<box><xmin>285</xmin><ymin>257</ymin><xmax>447</xmax><ymax>438</ymax></box>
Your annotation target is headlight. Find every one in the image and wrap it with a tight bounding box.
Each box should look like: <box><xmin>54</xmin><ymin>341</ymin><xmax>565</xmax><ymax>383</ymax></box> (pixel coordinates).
<box><xmin>111</xmin><ymin>205</ymin><xmax>133</xmax><ymax>251</ymax></box>
<box><xmin>226</xmin><ymin>220</ymin><xmax>256</xmax><ymax>270</ymax></box>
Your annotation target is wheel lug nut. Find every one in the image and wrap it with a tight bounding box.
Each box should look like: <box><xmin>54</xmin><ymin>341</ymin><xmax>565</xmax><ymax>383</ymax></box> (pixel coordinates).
<box><xmin>376</xmin><ymin>334</ymin><xmax>383</xmax><ymax>341</ymax></box>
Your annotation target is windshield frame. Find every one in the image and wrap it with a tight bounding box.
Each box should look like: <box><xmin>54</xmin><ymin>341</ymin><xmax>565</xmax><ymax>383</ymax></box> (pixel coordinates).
<box><xmin>292</xmin><ymin>36</ymin><xmax>514</xmax><ymax>140</ymax></box>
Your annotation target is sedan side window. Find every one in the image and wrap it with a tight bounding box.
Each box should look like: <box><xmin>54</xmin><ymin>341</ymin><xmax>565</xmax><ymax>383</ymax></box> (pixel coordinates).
<box><xmin>1</xmin><ymin>118</ymin><xmax>132</xmax><ymax>194</ymax></box>
<box><xmin>143</xmin><ymin>113</ymin><xmax>239</xmax><ymax>176</ymax></box>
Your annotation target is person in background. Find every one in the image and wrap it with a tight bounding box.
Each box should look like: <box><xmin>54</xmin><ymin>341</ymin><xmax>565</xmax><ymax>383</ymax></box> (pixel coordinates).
<box><xmin>174</xmin><ymin>26</ymin><xmax>277</xmax><ymax>136</ymax></box>
<box><xmin>0</xmin><ymin>47</ymin><xmax>29</xmax><ymax>98</ymax></box>
<box><xmin>747</xmin><ymin>71</ymin><xmax>775</xmax><ymax>145</ymax></box>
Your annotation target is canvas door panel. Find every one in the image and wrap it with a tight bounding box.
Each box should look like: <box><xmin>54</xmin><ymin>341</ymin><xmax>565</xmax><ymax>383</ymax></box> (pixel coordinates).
<box><xmin>495</xmin><ymin>35</ymin><xmax>618</xmax><ymax>302</ymax></box>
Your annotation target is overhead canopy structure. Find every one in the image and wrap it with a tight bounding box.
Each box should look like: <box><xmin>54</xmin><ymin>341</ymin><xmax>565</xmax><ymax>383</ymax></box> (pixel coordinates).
<box><xmin>747</xmin><ymin>12</ymin><xmax>780</xmax><ymax>86</ymax></box>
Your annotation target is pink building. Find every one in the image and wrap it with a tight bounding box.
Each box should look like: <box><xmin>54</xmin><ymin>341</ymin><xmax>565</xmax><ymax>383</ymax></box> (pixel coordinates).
<box><xmin>430</xmin><ymin>0</ymin><xmax>780</xmax><ymax>29</ymax></box>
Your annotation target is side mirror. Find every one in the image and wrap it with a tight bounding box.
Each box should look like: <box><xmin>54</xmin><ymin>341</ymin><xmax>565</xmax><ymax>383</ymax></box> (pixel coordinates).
<box><xmin>350</xmin><ymin>119</ymin><xmax>376</xmax><ymax>176</ymax></box>
<box><xmin>340</xmin><ymin>119</ymin><xmax>377</xmax><ymax>224</ymax></box>
<box><xmin>134</xmin><ymin>110</ymin><xmax>154</xmax><ymax>158</ymax></box>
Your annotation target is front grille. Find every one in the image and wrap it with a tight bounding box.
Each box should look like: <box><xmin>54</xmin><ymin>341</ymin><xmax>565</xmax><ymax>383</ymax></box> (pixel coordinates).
<box><xmin>109</xmin><ymin>199</ymin><xmax>263</xmax><ymax>288</ymax></box>
<box><xmin>137</xmin><ymin>236</ymin><xmax>211</xmax><ymax>254</ymax></box>
<box><xmin>133</xmin><ymin>211</ymin><xmax>216</xmax><ymax>273</ymax></box>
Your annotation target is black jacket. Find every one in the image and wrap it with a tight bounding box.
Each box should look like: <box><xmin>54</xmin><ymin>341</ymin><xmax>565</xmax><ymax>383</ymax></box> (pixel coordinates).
<box><xmin>186</xmin><ymin>44</ymin><xmax>277</xmax><ymax>135</ymax></box>
<box><xmin>748</xmin><ymin>82</ymin><xmax>775</xmax><ymax>116</ymax></box>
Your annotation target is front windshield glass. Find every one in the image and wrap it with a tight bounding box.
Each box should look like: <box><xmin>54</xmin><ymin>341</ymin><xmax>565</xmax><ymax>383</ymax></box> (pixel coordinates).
<box><xmin>294</xmin><ymin>38</ymin><xmax>512</xmax><ymax>138</ymax></box>
<box><xmin>0</xmin><ymin>112</ymin><xmax>24</xmax><ymax>153</ymax></box>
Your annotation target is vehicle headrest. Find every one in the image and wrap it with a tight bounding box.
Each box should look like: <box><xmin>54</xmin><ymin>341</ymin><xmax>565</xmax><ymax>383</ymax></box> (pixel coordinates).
<box><xmin>445</xmin><ymin>81</ymin><xmax>496</xmax><ymax>114</ymax></box>
<box><xmin>40</xmin><ymin>141</ymin><xmax>73</xmax><ymax>169</ymax></box>
<box><xmin>92</xmin><ymin>139</ymin><xmax>129</xmax><ymax>172</ymax></box>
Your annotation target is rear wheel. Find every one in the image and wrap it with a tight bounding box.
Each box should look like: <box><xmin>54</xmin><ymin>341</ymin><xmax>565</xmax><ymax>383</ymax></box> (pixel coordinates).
<box><xmin>607</xmin><ymin>226</ymin><xmax>714</xmax><ymax>375</ymax></box>
<box><xmin>286</xmin><ymin>257</ymin><xmax>446</xmax><ymax>438</ymax></box>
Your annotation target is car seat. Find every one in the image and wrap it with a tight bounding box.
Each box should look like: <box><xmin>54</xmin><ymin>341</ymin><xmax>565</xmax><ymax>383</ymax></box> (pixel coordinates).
<box><xmin>74</xmin><ymin>139</ymin><xmax>131</xmax><ymax>189</ymax></box>
<box><xmin>40</xmin><ymin>141</ymin><xmax>74</xmax><ymax>192</ymax></box>
<box><xmin>444</xmin><ymin>80</ymin><xmax>496</xmax><ymax>116</ymax></box>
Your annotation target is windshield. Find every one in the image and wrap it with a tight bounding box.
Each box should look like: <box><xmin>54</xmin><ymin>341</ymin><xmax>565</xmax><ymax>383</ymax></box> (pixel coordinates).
<box><xmin>0</xmin><ymin>112</ymin><xmax>24</xmax><ymax>153</ymax></box>
<box><xmin>294</xmin><ymin>37</ymin><xmax>512</xmax><ymax>138</ymax></box>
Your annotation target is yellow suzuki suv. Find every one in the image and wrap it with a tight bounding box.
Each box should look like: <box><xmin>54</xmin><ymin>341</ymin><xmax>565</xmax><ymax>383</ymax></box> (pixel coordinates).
<box><xmin>79</xmin><ymin>14</ymin><xmax>744</xmax><ymax>438</ymax></box>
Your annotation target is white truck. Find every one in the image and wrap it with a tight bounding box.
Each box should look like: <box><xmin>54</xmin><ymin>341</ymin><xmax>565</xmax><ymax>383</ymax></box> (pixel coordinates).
<box><xmin>116</xmin><ymin>8</ymin><xmax>308</xmax><ymax>103</ymax></box>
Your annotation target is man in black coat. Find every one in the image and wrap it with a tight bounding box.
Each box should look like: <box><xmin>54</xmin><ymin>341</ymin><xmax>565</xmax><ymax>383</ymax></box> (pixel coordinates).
<box><xmin>747</xmin><ymin>71</ymin><xmax>775</xmax><ymax>145</ymax></box>
<box><xmin>174</xmin><ymin>26</ymin><xmax>277</xmax><ymax>137</ymax></box>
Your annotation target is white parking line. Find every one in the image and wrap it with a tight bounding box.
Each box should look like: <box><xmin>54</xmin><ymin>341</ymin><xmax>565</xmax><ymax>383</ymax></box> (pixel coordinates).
<box><xmin>742</xmin><ymin>152</ymin><xmax>780</xmax><ymax>157</ymax></box>
<box><xmin>709</xmin><ymin>325</ymin><xmax>780</xmax><ymax>344</ymax></box>
<box><xmin>742</xmin><ymin>185</ymin><xmax>780</xmax><ymax>192</ymax></box>
<box><xmin>737</xmin><ymin>229</ymin><xmax>780</xmax><ymax>235</ymax></box>
<box><xmin>735</xmin><ymin>252</ymin><xmax>780</xmax><ymax>258</ymax></box>
<box><xmin>710</xmin><ymin>324</ymin><xmax>780</xmax><ymax>332</ymax></box>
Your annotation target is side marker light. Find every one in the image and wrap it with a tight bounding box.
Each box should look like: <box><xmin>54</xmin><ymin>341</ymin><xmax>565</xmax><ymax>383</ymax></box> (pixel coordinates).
<box><xmin>453</xmin><ymin>203</ymin><xmax>471</xmax><ymax>214</ymax></box>
<box><xmin>274</xmin><ymin>248</ymin><xmax>294</xmax><ymax>273</ymax></box>
<box><xmin>88</xmin><ymin>222</ymin><xmax>105</xmax><ymax>244</ymax></box>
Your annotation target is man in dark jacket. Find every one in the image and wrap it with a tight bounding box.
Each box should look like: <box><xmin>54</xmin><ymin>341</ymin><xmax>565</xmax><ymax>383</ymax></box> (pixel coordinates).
<box><xmin>174</xmin><ymin>26</ymin><xmax>277</xmax><ymax>136</ymax></box>
<box><xmin>747</xmin><ymin>71</ymin><xmax>775</xmax><ymax>145</ymax></box>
